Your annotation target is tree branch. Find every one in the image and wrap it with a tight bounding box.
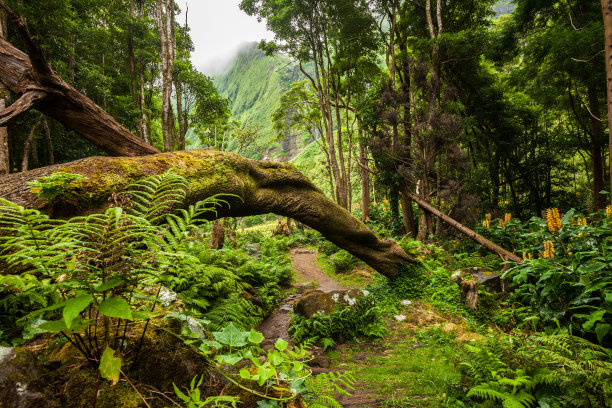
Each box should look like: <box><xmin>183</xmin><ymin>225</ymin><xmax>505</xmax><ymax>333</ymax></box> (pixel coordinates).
<box><xmin>0</xmin><ymin>0</ymin><xmax>51</xmax><ymax>77</ymax></box>
<box><xmin>0</xmin><ymin>89</ymin><xmax>46</xmax><ymax>126</ymax></box>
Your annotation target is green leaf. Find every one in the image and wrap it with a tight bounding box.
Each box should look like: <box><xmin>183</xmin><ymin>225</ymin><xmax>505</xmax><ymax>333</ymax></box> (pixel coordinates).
<box><xmin>256</xmin><ymin>365</ymin><xmax>276</xmax><ymax>386</ymax></box>
<box><xmin>248</xmin><ymin>329</ymin><xmax>265</xmax><ymax>345</ymax></box>
<box><xmin>240</xmin><ymin>369</ymin><xmax>252</xmax><ymax>379</ymax></box>
<box><xmin>39</xmin><ymin>319</ymin><xmax>67</xmax><ymax>333</ymax></box>
<box><xmin>63</xmin><ymin>294</ymin><xmax>93</xmax><ymax>329</ymax></box>
<box><xmin>99</xmin><ymin>297</ymin><xmax>133</xmax><ymax>320</ymax></box>
<box><xmin>274</xmin><ymin>338</ymin><xmax>288</xmax><ymax>352</ymax></box>
<box><xmin>99</xmin><ymin>346</ymin><xmax>121</xmax><ymax>385</ymax></box>
<box><xmin>595</xmin><ymin>323</ymin><xmax>611</xmax><ymax>344</ymax></box>
<box><xmin>267</xmin><ymin>350</ymin><xmax>284</xmax><ymax>366</ymax></box>
<box><xmin>215</xmin><ymin>354</ymin><xmax>242</xmax><ymax>366</ymax></box>
<box><xmin>578</xmin><ymin>262</ymin><xmax>607</xmax><ymax>274</ymax></box>
<box><xmin>94</xmin><ymin>278</ymin><xmax>125</xmax><ymax>292</ymax></box>
<box><xmin>582</xmin><ymin>310</ymin><xmax>606</xmax><ymax>331</ymax></box>
<box><xmin>212</xmin><ymin>322</ymin><xmax>248</xmax><ymax>348</ymax></box>
<box><xmin>561</xmin><ymin>208</ymin><xmax>575</xmax><ymax>226</ymax></box>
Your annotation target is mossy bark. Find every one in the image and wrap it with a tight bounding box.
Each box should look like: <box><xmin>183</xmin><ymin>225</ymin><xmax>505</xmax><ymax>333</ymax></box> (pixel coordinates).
<box><xmin>0</xmin><ymin>149</ymin><xmax>415</xmax><ymax>278</ymax></box>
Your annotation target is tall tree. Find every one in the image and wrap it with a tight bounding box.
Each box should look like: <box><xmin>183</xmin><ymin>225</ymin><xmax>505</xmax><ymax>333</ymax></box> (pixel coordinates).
<box><xmin>0</xmin><ymin>7</ymin><xmax>9</xmax><ymax>174</ymax></box>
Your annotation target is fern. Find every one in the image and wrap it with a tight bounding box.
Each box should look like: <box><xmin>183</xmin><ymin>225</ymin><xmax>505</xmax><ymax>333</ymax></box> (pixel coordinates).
<box><xmin>304</xmin><ymin>371</ymin><xmax>356</xmax><ymax>408</ymax></box>
<box><xmin>124</xmin><ymin>168</ymin><xmax>188</xmax><ymax>224</ymax></box>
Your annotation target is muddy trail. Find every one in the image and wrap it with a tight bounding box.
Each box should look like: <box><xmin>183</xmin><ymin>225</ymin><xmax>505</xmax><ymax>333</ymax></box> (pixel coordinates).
<box><xmin>257</xmin><ymin>248</ymin><xmax>346</xmax><ymax>347</ymax></box>
<box><xmin>256</xmin><ymin>248</ymin><xmax>379</xmax><ymax>407</ymax></box>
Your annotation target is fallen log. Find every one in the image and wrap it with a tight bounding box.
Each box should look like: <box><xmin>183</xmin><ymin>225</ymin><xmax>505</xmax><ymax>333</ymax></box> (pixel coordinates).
<box><xmin>404</xmin><ymin>191</ymin><xmax>523</xmax><ymax>263</ymax></box>
<box><xmin>0</xmin><ymin>1</ymin><xmax>159</xmax><ymax>157</ymax></box>
<box><xmin>0</xmin><ymin>150</ymin><xmax>415</xmax><ymax>278</ymax></box>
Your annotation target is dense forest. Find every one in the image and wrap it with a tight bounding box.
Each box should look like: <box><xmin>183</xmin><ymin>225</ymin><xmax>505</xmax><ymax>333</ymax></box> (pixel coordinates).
<box><xmin>0</xmin><ymin>0</ymin><xmax>611</xmax><ymax>407</ymax></box>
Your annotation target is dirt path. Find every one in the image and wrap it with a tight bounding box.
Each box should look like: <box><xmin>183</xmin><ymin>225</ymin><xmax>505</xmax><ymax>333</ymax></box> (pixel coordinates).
<box><xmin>291</xmin><ymin>248</ymin><xmax>345</xmax><ymax>292</ymax></box>
<box><xmin>256</xmin><ymin>248</ymin><xmax>344</xmax><ymax>347</ymax></box>
<box><xmin>256</xmin><ymin>248</ymin><xmax>380</xmax><ymax>407</ymax></box>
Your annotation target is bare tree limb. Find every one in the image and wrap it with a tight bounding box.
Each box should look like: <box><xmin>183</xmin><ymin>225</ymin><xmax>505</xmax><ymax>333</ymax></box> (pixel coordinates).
<box><xmin>0</xmin><ymin>89</ymin><xmax>46</xmax><ymax>126</ymax></box>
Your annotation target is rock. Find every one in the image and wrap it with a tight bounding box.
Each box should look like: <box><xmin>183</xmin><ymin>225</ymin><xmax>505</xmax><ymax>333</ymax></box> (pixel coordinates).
<box><xmin>0</xmin><ymin>346</ymin><xmax>58</xmax><ymax>408</ymax></box>
<box><xmin>296</xmin><ymin>281</ymin><xmax>317</xmax><ymax>294</ymax></box>
<box><xmin>293</xmin><ymin>289</ymin><xmax>368</xmax><ymax>318</ymax></box>
<box><xmin>158</xmin><ymin>288</ymin><xmax>178</xmax><ymax>306</ymax></box>
<box><xmin>463</xmin><ymin>267</ymin><xmax>502</xmax><ymax>293</ymax></box>
<box><xmin>309</xmin><ymin>355</ymin><xmax>331</xmax><ymax>368</ymax></box>
<box><xmin>242</xmin><ymin>243</ymin><xmax>261</xmax><ymax>258</ymax></box>
<box><xmin>181</xmin><ymin>316</ymin><xmax>207</xmax><ymax>338</ymax></box>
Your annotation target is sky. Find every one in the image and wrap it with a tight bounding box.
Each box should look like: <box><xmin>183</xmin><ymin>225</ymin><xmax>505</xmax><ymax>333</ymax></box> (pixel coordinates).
<box><xmin>175</xmin><ymin>0</ymin><xmax>274</xmax><ymax>75</ymax></box>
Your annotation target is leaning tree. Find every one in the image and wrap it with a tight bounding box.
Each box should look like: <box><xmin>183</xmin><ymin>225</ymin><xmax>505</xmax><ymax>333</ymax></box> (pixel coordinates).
<box><xmin>0</xmin><ymin>1</ymin><xmax>414</xmax><ymax>278</ymax></box>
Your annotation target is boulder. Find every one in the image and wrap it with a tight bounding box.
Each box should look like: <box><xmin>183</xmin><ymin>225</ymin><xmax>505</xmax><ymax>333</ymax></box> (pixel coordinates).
<box><xmin>0</xmin><ymin>346</ymin><xmax>58</xmax><ymax>408</ymax></box>
<box><xmin>293</xmin><ymin>289</ymin><xmax>367</xmax><ymax>318</ymax></box>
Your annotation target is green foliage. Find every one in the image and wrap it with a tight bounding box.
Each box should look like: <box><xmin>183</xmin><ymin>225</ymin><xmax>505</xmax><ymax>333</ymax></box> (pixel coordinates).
<box><xmin>27</xmin><ymin>172</ymin><xmax>88</xmax><ymax>202</ymax></box>
<box><xmin>289</xmin><ymin>296</ymin><xmax>386</xmax><ymax>347</ymax></box>
<box><xmin>329</xmin><ymin>250</ymin><xmax>360</xmax><ymax>273</ymax></box>
<box><xmin>497</xmin><ymin>211</ymin><xmax>612</xmax><ymax>344</ymax></box>
<box><xmin>176</xmin><ymin>323</ymin><xmax>353</xmax><ymax>407</ymax></box>
<box><xmin>0</xmin><ymin>170</ymin><xmax>225</xmax><ymax>384</ymax></box>
<box><xmin>453</xmin><ymin>334</ymin><xmax>612</xmax><ymax>407</ymax></box>
<box><xmin>304</xmin><ymin>371</ymin><xmax>356</xmax><ymax>408</ymax></box>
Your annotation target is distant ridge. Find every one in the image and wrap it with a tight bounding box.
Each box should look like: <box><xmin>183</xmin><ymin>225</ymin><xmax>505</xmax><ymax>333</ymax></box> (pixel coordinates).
<box><xmin>213</xmin><ymin>42</ymin><xmax>309</xmax><ymax>160</ymax></box>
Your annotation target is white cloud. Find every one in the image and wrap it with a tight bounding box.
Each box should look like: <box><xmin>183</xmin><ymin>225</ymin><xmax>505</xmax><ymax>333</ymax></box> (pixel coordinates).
<box><xmin>176</xmin><ymin>0</ymin><xmax>274</xmax><ymax>75</ymax></box>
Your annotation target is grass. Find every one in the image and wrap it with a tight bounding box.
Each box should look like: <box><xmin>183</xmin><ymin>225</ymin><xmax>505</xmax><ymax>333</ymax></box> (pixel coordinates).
<box><xmin>327</xmin><ymin>322</ymin><xmax>463</xmax><ymax>407</ymax></box>
<box><xmin>315</xmin><ymin>255</ymin><xmax>374</xmax><ymax>287</ymax></box>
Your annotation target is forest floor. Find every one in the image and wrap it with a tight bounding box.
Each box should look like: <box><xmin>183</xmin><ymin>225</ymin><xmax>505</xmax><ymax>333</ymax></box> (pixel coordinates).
<box><xmin>258</xmin><ymin>248</ymin><xmax>483</xmax><ymax>408</ymax></box>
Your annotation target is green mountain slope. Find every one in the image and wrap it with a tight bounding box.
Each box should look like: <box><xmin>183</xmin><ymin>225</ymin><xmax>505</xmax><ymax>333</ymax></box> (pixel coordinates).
<box><xmin>213</xmin><ymin>42</ymin><xmax>310</xmax><ymax>160</ymax></box>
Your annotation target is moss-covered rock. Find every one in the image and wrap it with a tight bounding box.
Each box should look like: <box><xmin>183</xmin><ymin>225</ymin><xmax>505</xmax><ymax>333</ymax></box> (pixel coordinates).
<box><xmin>0</xmin><ymin>346</ymin><xmax>58</xmax><ymax>408</ymax></box>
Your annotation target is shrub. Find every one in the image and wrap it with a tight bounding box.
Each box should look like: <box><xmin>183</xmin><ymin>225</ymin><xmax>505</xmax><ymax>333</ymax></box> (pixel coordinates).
<box><xmin>289</xmin><ymin>295</ymin><xmax>386</xmax><ymax>347</ymax></box>
<box><xmin>330</xmin><ymin>250</ymin><xmax>360</xmax><ymax>273</ymax></box>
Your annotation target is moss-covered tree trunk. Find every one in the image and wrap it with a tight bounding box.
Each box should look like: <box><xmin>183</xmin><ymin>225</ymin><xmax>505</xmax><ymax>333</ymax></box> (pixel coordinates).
<box><xmin>0</xmin><ymin>150</ymin><xmax>415</xmax><ymax>278</ymax></box>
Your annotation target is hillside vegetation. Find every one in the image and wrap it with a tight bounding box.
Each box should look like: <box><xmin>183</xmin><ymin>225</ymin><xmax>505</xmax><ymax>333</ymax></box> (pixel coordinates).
<box><xmin>213</xmin><ymin>42</ymin><xmax>311</xmax><ymax>160</ymax></box>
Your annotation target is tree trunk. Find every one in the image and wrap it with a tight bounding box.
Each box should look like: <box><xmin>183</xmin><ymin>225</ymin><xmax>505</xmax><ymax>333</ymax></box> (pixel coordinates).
<box><xmin>0</xmin><ymin>6</ymin><xmax>158</xmax><ymax>157</ymax></box>
<box><xmin>588</xmin><ymin>85</ymin><xmax>606</xmax><ymax>210</ymax></box>
<box><xmin>399</xmin><ymin>182</ymin><xmax>416</xmax><ymax>237</ymax></box>
<box><xmin>405</xmin><ymin>190</ymin><xmax>522</xmax><ymax>263</ymax></box>
<box><xmin>210</xmin><ymin>219</ymin><xmax>225</xmax><ymax>249</ymax></box>
<box><xmin>20</xmin><ymin>114</ymin><xmax>42</xmax><ymax>171</ymax></box>
<box><xmin>42</xmin><ymin>117</ymin><xmax>53</xmax><ymax>165</ymax></box>
<box><xmin>0</xmin><ymin>150</ymin><xmax>415</xmax><ymax>278</ymax></box>
<box><xmin>359</xmin><ymin>140</ymin><xmax>370</xmax><ymax>221</ymax></box>
<box><xmin>156</xmin><ymin>0</ymin><xmax>175</xmax><ymax>152</ymax></box>
<box><xmin>601</xmin><ymin>0</ymin><xmax>612</xmax><ymax>204</ymax></box>
<box><xmin>0</xmin><ymin>8</ymin><xmax>9</xmax><ymax>175</ymax></box>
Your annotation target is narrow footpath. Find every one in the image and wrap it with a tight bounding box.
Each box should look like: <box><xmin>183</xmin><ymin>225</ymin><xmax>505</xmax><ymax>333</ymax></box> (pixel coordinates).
<box><xmin>256</xmin><ymin>248</ymin><xmax>379</xmax><ymax>407</ymax></box>
<box><xmin>256</xmin><ymin>248</ymin><xmax>344</xmax><ymax>346</ymax></box>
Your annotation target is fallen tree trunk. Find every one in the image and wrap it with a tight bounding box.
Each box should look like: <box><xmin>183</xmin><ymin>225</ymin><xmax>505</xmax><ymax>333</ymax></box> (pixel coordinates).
<box><xmin>0</xmin><ymin>2</ymin><xmax>159</xmax><ymax>157</ymax></box>
<box><xmin>0</xmin><ymin>150</ymin><xmax>415</xmax><ymax>278</ymax></box>
<box><xmin>405</xmin><ymin>191</ymin><xmax>523</xmax><ymax>263</ymax></box>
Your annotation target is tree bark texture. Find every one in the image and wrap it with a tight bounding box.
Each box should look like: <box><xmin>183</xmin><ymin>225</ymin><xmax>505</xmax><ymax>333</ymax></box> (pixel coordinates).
<box><xmin>155</xmin><ymin>0</ymin><xmax>175</xmax><ymax>152</ymax></box>
<box><xmin>0</xmin><ymin>3</ymin><xmax>159</xmax><ymax>157</ymax></box>
<box><xmin>0</xmin><ymin>150</ymin><xmax>415</xmax><ymax>278</ymax></box>
<box><xmin>602</xmin><ymin>0</ymin><xmax>612</xmax><ymax>204</ymax></box>
<box><xmin>0</xmin><ymin>8</ymin><xmax>9</xmax><ymax>175</ymax></box>
<box><xmin>405</xmin><ymin>190</ymin><xmax>523</xmax><ymax>263</ymax></box>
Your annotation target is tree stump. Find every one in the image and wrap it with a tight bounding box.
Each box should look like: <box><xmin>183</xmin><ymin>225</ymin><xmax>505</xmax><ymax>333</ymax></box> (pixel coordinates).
<box><xmin>210</xmin><ymin>220</ymin><xmax>225</xmax><ymax>249</ymax></box>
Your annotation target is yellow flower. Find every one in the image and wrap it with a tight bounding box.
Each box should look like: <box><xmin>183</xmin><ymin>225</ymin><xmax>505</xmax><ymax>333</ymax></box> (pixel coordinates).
<box><xmin>543</xmin><ymin>240</ymin><xmax>555</xmax><ymax>259</ymax></box>
<box><xmin>545</xmin><ymin>208</ymin><xmax>562</xmax><ymax>233</ymax></box>
<box><xmin>606</xmin><ymin>205</ymin><xmax>612</xmax><ymax>217</ymax></box>
<box><xmin>383</xmin><ymin>199</ymin><xmax>389</xmax><ymax>204</ymax></box>
<box><xmin>504</xmin><ymin>213</ymin><xmax>512</xmax><ymax>223</ymax></box>
<box><xmin>482</xmin><ymin>219</ymin><xmax>490</xmax><ymax>229</ymax></box>
<box><xmin>485</xmin><ymin>213</ymin><xmax>492</xmax><ymax>221</ymax></box>
<box><xmin>498</xmin><ymin>219</ymin><xmax>505</xmax><ymax>229</ymax></box>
